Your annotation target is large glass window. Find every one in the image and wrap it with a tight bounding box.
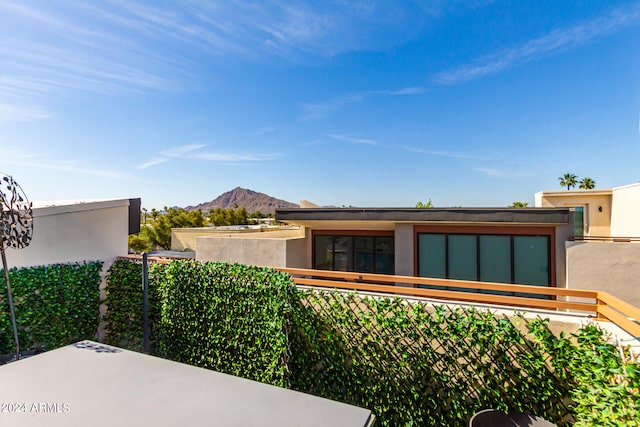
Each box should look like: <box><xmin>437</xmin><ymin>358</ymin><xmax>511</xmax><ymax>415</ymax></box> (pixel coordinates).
<box><xmin>448</xmin><ymin>235</ymin><xmax>477</xmax><ymax>281</ymax></box>
<box><xmin>314</xmin><ymin>234</ymin><xmax>395</xmax><ymax>274</ymax></box>
<box><xmin>314</xmin><ymin>235</ymin><xmax>333</xmax><ymax>270</ymax></box>
<box><xmin>572</xmin><ymin>206</ymin><xmax>584</xmax><ymax>238</ymax></box>
<box><xmin>418</xmin><ymin>234</ymin><xmax>446</xmax><ymax>279</ymax></box>
<box><xmin>375</xmin><ymin>237</ymin><xmax>395</xmax><ymax>274</ymax></box>
<box><xmin>333</xmin><ymin>236</ymin><xmax>353</xmax><ymax>271</ymax></box>
<box><xmin>479</xmin><ymin>235</ymin><xmax>511</xmax><ymax>284</ymax></box>
<box><xmin>513</xmin><ymin>236</ymin><xmax>549</xmax><ymax>286</ymax></box>
<box><xmin>418</xmin><ymin>232</ymin><xmax>551</xmax><ymax>288</ymax></box>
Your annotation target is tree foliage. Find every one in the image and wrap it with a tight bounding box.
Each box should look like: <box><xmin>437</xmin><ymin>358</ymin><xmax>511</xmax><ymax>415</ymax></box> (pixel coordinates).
<box><xmin>559</xmin><ymin>173</ymin><xmax>578</xmax><ymax>190</ymax></box>
<box><xmin>578</xmin><ymin>177</ymin><xmax>596</xmax><ymax>189</ymax></box>
<box><xmin>416</xmin><ymin>199</ymin><xmax>434</xmax><ymax>208</ymax></box>
<box><xmin>558</xmin><ymin>174</ymin><xmax>597</xmax><ymax>191</ymax></box>
<box><xmin>128</xmin><ymin>227</ymin><xmax>153</xmax><ymax>252</ymax></box>
<box><xmin>128</xmin><ymin>207</ymin><xmax>257</xmax><ymax>252</ymax></box>
<box><xmin>136</xmin><ymin>207</ymin><xmax>205</xmax><ymax>250</ymax></box>
<box><xmin>207</xmin><ymin>207</ymin><xmax>248</xmax><ymax>226</ymax></box>
<box><xmin>509</xmin><ymin>201</ymin><xmax>529</xmax><ymax>208</ymax></box>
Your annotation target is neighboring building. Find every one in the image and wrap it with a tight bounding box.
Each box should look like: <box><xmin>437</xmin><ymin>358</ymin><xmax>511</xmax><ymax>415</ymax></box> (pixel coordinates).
<box><xmin>195</xmin><ymin>228</ymin><xmax>306</xmax><ymax>268</ymax></box>
<box><xmin>275</xmin><ymin>208</ymin><xmax>573</xmax><ymax>290</ymax></box>
<box><xmin>536</xmin><ymin>183</ymin><xmax>640</xmax><ymax>307</ymax></box>
<box><xmin>194</xmin><ymin>207</ymin><xmax>573</xmax><ymax>291</ymax></box>
<box><xmin>188</xmin><ymin>182</ymin><xmax>640</xmax><ymax>306</ymax></box>
<box><xmin>535</xmin><ymin>182</ymin><xmax>640</xmax><ymax>238</ymax></box>
<box><xmin>5</xmin><ymin>198</ymin><xmax>140</xmax><ymax>269</ymax></box>
<box><xmin>172</xmin><ymin>225</ymin><xmax>284</xmax><ymax>252</ymax></box>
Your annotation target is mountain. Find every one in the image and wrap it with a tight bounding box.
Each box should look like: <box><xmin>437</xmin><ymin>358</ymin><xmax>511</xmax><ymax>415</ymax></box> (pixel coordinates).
<box><xmin>186</xmin><ymin>187</ymin><xmax>299</xmax><ymax>214</ymax></box>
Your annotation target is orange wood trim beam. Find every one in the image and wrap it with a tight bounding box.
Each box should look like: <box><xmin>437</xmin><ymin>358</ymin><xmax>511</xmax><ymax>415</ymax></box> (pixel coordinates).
<box><xmin>291</xmin><ymin>277</ymin><xmax>596</xmax><ymax>313</ymax></box>
<box><xmin>596</xmin><ymin>305</ymin><xmax>640</xmax><ymax>338</ymax></box>
<box><xmin>597</xmin><ymin>292</ymin><xmax>640</xmax><ymax>322</ymax></box>
<box><xmin>277</xmin><ymin>268</ymin><xmax>597</xmax><ymax>299</ymax></box>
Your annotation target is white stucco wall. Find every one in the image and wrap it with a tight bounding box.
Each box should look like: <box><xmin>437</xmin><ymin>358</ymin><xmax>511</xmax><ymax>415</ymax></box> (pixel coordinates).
<box><xmin>196</xmin><ymin>235</ymin><xmax>307</xmax><ymax>268</ymax></box>
<box><xmin>566</xmin><ymin>241</ymin><xmax>640</xmax><ymax>308</ymax></box>
<box><xmin>4</xmin><ymin>199</ymin><xmax>131</xmax><ymax>269</ymax></box>
<box><xmin>171</xmin><ymin>227</ymin><xmax>300</xmax><ymax>252</ymax></box>
<box><xmin>610</xmin><ymin>183</ymin><xmax>640</xmax><ymax>237</ymax></box>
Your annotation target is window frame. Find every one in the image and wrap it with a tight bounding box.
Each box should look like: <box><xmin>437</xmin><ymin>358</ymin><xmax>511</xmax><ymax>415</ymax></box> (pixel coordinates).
<box><xmin>312</xmin><ymin>230</ymin><xmax>395</xmax><ymax>274</ymax></box>
<box><xmin>414</xmin><ymin>225</ymin><xmax>556</xmax><ymax>287</ymax></box>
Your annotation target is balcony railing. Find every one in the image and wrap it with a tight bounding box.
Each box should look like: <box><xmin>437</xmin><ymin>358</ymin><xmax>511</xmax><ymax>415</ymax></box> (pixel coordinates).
<box><xmin>570</xmin><ymin>235</ymin><xmax>640</xmax><ymax>242</ymax></box>
<box><xmin>276</xmin><ymin>267</ymin><xmax>640</xmax><ymax>338</ymax></box>
<box><xmin>118</xmin><ymin>256</ymin><xmax>640</xmax><ymax>339</ymax></box>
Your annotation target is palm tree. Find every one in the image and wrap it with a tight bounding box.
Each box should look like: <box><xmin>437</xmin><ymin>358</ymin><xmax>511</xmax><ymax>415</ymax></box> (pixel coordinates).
<box><xmin>579</xmin><ymin>177</ymin><xmax>596</xmax><ymax>189</ymax></box>
<box><xmin>509</xmin><ymin>201</ymin><xmax>529</xmax><ymax>208</ymax></box>
<box><xmin>559</xmin><ymin>173</ymin><xmax>578</xmax><ymax>190</ymax></box>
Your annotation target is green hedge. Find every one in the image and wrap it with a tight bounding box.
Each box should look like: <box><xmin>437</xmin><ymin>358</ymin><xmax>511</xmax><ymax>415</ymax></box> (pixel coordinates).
<box><xmin>288</xmin><ymin>290</ymin><xmax>571</xmax><ymax>426</ymax></box>
<box><xmin>153</xmin><ymin>261</ymin><xmax>292</xmax><ymax>388</ymax></box>
<box><xmin>103</xmin><ymin>259</ymin><xmax>161</xmax><ymax>351</ymax></box>
<box><xmin>103</xmin><ymin>259</ymin><xmax>639</xmax><ymax>426</ymax></box>
<box><xmin>0</xmin><ymin>261</ymin><xmax>102</xmax><ymax>354</ymax></box>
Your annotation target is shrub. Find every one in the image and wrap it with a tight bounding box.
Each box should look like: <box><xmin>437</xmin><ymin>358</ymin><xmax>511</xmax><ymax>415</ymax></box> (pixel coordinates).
<box><xmin>0</xmin><ymin>261</ymin><xmax>102</xmax><ymax>354</ymax></box>
<box><xmin>103</xmin><ymin>259</ymin><xmax>162</xmax><ymax>351</ymax></box>
<box><xmin>154</xmin><ymin>260</ymin><xmax>293</xmax><ymax>388</ymax></box>
<box><xmin>102</xmin><ymin>259</ymin><xmax>640</xmax><ymax>426</ymax></box>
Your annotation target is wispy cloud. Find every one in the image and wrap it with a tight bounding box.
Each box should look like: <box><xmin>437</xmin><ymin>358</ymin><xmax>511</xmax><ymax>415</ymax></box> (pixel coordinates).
<box><xmin>434</xmin><ymin>2</ymin><xmax>640</xmax><ymax>84</ymax></box>
<box><xmin>301</xmin><ymin>86</ymin><xmax>425</xmax><ymax>119</ymax></box>
<box><xmin>328</xmin><ymin>134</ymin><xmax>378</xmax><ymax>146</ymax></box>
<box><xmin>301</xmin><ymin>93</ymin><xmax>365</xmax><ymax>120</ymax></box>
<box><xmin>254</xmin><ymin>127</ymin><xmax>276</xmax><ymax>136</ymax></box>
<box><xmin>2</xmin><ymin>148</ymin><xmax>129</xmax><ymax>178</ymax></box>
<box><xmin>159</xmin><ymin>144</ymin><xmax>206</xmax><ymax>158</ymax></box>
<box><xmin>382</xmin><ymin>87</ymin><xmax>426</xmax><ymax>95</ymax></box>
<box><xmin>136</xmin><ymin>157</ymin><xmax>169</xmax><ymax>170</ymax></box>
<box><xmin>0</xmin><ymin>103</ymin><xmax>51</xmax><ymax>122</ymax></box>
<box><xmin>402</xmin><ymin>146</ymin><xmax>477</xmax><ymax>159</ymax></box>
<box><xmin>137</xmin><ymin>143</ymin><xmax>281</xmax><ymax>169</ymax></box>
<box><xmin>0</xmin><ymin>0</ymin><xmax>434</xmax><ymax>109</ymax></box>
<box><xmin>193</xmin><ymin>152</ymin><xmax>281</xmax><ymax>162</ymax></box>
<box><xmin>474</xmin><ymin>167</ymin><xmax>525</xmax><ymax>179</ymax></box>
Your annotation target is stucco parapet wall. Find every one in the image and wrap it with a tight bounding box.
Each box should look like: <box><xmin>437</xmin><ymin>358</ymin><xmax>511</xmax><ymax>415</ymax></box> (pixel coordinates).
<box><xmin>174</xmin><ymin>228</ymin><xmax>304</xmax><ymax>238</ymax></box>
<box><xmin>31</xmin><ymin>198</ymin><xmax>132</xmax><ymax>217</ymax></box>
<box><xmin>535</xmin><ymin>189</ymin><xmax>613</xmax><ymax>198</ymax></box>
<box><xmin>198</xmin><ymin>233</ymin><xmax>306</xmax><ymax>241</ymax></box>
<box><xmin>276</xmin><ymin>207</ymin><xmax>570</xmax><ymax>225</ymax></box>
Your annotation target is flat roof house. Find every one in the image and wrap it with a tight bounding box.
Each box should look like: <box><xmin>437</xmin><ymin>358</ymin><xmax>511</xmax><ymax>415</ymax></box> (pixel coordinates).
<box><xmin>536</xmin><ymin>182</ymin><xmax>640</xmax><ymax>307</ymax></box>
<box><xmin>275</xmin><ymin>207</ymin><xmax>574</xmax><ymax>290</ymax></box>
<box><xmin>192</xmin><ymin>183</ymin><xmax>639</xmax><ymax>306</ymax></box>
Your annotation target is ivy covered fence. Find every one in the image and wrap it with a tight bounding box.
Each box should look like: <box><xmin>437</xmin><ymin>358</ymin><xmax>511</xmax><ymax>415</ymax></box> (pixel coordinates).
<box><xmin>0</xmin><ymin>261</ymin><xmax>102</xmax><ymax>355</ymax></box>
<box><xmin>102</xmin><ymin>258</ymin><xmax>640</xmax><ymax>426</ymax></box>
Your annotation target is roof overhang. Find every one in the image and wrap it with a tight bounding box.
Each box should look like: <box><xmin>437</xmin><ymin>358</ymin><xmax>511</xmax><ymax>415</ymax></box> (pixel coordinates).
<box><xmin>535</xmin><ymin>189</ymin><xmax>613</xmax><ymax>197</ymax></box>
<box><xmin>276</xmin><ymin>208</ymin><xmax>571</xmax><ymax>228</ymax></box>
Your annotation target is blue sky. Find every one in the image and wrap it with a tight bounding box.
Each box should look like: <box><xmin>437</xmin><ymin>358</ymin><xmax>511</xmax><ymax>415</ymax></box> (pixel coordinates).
<box><xmin>1</xmin><ymin>1</ymin><xmax>639</xmax><ymax>209</ymax></box>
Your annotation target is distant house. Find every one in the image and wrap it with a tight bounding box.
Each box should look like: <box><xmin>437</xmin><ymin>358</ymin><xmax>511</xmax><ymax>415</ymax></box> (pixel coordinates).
<box><xmin>191</xmin><ymin>183</ymin><xmax>640</xmax><ymax>307</ymax></box>
<box><xmin>536</xmin><ymin>183</ymin><xmax>640</xmax><ymax>307</ymax></box>
<box><xmin>535</xmin><ymin>182</ymin><xmax>640</xmax><ymax>238</ymax></box>
<box><xmin>5</xmin><ymin>198</ymin><xmax>140</xmax><ymax>269</ymax></box>
<box><xmin>274</xmin><ymin>207</ymin><xmax>573</xmax><ymax>290</ymax></box>
<box><xmin>196</xmin><ymin>207</ymin><xmax>573</xmax><ymax>291</ymax></box>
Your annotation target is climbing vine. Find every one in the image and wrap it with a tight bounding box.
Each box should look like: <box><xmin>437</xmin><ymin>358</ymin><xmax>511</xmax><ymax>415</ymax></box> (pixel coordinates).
<box><xmin>0</xmin><ymin>261</ymin><xmax>102</xmax><ymax>354</ymax></box>
<box><xmin>103</xmin><ymin>259</ymin><xmax>639</xmax><ymax>426</ymax></box>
